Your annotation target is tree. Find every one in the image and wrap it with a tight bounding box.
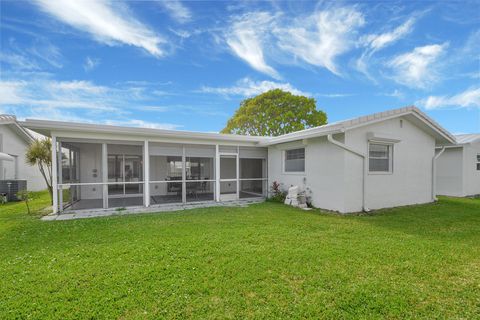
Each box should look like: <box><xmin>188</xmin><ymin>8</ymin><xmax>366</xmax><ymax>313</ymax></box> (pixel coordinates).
<box><xmin>221</xmin><ymin>89</ymin><xmax>327</xmax><ymax>136</ymax></box>
<box><xmin>26</xmin><ymin>139</ymin><xmax>53</xmax><ymax>204</ymax></box>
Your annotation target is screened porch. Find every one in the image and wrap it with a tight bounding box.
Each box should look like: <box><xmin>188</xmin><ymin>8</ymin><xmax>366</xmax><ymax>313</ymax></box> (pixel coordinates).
<box><xmin>53</xmin><ymin>138</ymin><xmax>267</xmax><ymax>213</ymax></box>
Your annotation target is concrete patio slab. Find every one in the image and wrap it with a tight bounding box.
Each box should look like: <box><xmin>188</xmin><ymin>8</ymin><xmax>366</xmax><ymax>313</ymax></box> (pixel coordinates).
<box><xmin>41</xmin><ymin>198</ymin><xmax>265</xmax><ymax>221</ymax></box>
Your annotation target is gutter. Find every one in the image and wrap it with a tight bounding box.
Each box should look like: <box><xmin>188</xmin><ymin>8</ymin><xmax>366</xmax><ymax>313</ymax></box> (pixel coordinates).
<box><xmin>327</xmin><ymin>134</ymin><xmax>369</xmax><ymax>212</ymax></box>
<box><xmin>432</xmin><ymin>147</ymin><xmax>446</xmax><ymax>201</ymax></box>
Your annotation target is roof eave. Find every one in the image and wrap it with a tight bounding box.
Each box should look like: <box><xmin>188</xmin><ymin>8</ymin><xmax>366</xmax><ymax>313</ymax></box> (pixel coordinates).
<box><xmin>21</xmin><ymin>119</ymin><xmax>269</xmax><ymax>144</ymax></box>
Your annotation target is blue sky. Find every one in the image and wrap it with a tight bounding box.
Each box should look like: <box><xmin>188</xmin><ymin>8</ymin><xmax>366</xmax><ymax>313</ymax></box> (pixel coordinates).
<box><xmin>0</xmin><ymin>0</ymin><xmax>479</xmax><ymax>134</ymax></box>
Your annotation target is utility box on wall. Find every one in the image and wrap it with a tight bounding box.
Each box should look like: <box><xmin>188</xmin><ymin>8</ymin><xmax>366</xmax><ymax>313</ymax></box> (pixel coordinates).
<box><xmin>0</xmin><ymin>180</ymin><xmax>27</xmax><ymax>201</ymax></box>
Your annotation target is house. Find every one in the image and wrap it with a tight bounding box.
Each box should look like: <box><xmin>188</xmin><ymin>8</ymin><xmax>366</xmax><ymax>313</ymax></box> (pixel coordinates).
<box><xmin>263</xmin><ymin>107</ymin><xmax>455</xmax><ymax>213</ymax></box>
<box><xmin>435</xmin><ymin>134</ymin><xmax>480</xmax><ymax>197</ymax></box>
<box><xmin>0</xmin><ymin>115</ymin><xmax>46</xmax><ymax>191</ymax></box>
<box><xmin>21</xmin><ymin>106</ymin><xmax>456</xmax><ymax>214</ymax></box>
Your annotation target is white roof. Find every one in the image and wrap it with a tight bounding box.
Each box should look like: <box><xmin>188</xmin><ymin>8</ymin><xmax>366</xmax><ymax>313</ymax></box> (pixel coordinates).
<box><xmin>0</xmin><ymin>114</ymin><xmax>35</xmax><ymax>143</ymax></box>
<box><xmin>20</xmin><ymin>106</ymin><xmax>456</xmax><ymax>146</ymax></box>
<box><xmin>22</xmin><ymin>118</ymin><xmax>270</xmax><ymax>144</ymax></box>
<box><xmin>455</xmin><ymin>134</ymin><xmax>480</xmax><ymax>144</ymax></box>
<box><xmin>259</xmin><ymin>106</ymin><xmax>455</xmax><ymax>146</ymax></box>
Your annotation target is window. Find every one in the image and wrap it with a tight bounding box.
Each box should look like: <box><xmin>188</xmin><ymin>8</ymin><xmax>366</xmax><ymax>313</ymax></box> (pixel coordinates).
<box><xmin>477</xmin><ymin>154</ymin><xmax>480</xmax><ymax>171</ymax></box>
<box><xmin>369</xmin><ymin>143</ymin><xmax>393</xmax><ymax>173</ymax></box>
<box><xmin>284</xmin><ymin>148</ymin><xmax>305</xmax><ymax>173</ymax></box>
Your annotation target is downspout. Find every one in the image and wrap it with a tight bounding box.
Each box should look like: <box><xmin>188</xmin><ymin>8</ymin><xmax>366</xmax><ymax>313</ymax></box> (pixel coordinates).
<box><xmin>432</xmin><ymin>147</ymin><xmax>446</xmax><ymax>201</ymax></box>
<box><xmin>327</xmin><ymin>134</ymin><xmax>369</xmax><ymax>212</ymax></box>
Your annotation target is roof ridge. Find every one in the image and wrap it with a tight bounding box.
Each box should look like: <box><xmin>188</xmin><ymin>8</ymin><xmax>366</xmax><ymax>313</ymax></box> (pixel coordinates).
<box><xmin>0</xmin><ymin>114</ymin><xmax>17</xmax><ymax>123</ymax></box>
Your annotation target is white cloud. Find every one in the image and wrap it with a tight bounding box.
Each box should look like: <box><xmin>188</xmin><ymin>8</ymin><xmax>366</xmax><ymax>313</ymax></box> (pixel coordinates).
<box><xmin>356</xmin><ymin>18</ymin><xmax>416</xmax><ymax>79</ymax></box>
<box><xmin>83</xmin><ymin>56</ymin><xmax>100</xmax><ymax>71</ymax></box>
<box><xmin>138</xmin><ymin>106</ymin><xmax>169</xmax><ymax>112</ymax></box>
<box><xmin>380</xmin><ymin>89</ymin><xmax>405</xmax><ymax>99</ymax></box>
<box><xmin>361</xmin><ymin>18</ymin><xmax>415</xmax><ymax>53</ymax></box>
<box><xmin>274</xmin><ymin>7</ymin><xmax>365</xmax><ymax>76</ymax></box>
<box><xmin>0</xmin><ymin>39</ymin><xmax>63</xmax><ymax>71</ymax></box>
<box><xmin>316</xmin><ymin>93</ymin><xmax>353</xmax><ymax>98</ymax></box>
<box><xmin>387</xmin><ymin>43</ymin><xmax>448</xmax><ymax>88</ymax></box>
<box><xmin>29</xmin><ymin>40</ymin><xmax>63</xmax><ymax>68</ymax></box>
<box><xmin>34</xmin><ymin>0</ymin><xmax>165</xmax><ymax>57</ymax></box>
<box><xmin>104</xmin><ymin>119</ymin><xmax>181</xmax><ymax>130</ymax></box>
<box><xmin>226</xmin><ymin>12</ymin><xmax>280</xmax><ymax>79</ymax></box>
<box><xmin>224</xmin><ymin>7</ymin><xmax>365</xmax><ymax>78</ymax></box>
<box><xmin>200</xmin><ymin>77</ymin><xmax>310</xmax><ymax>97</ymax></box>
<box><xmin>0</xmin><ymin>81</ymin><xmax>26</xmax><ymax>105</ymax></box>
<box><xmin>418</xmin><ymin>87</ymin><xmax>480</xmax><ymax>109</ymax></box>
<box><xmin>159</xmin><ymin>0</ymin><xmax>192</xmax><ymax>23</ymax></box>
<box><xmin>49</xmin><ymin>80</ymin><xmax>108</xmax><ymax>94</ymax></box>
<box><xmin>0</xmin><ymin>79</ymin><xmax>182</xmax><ymax>129</ymax></box>
<box><xmin>0</xmin><ymin>52</ymin><xmax>40</xmax><ymax>70</ymax></box>
<box><xmin>0</xmin><ymin>79</ymin><xmax>115</xmax><ymax>111</ymax></box>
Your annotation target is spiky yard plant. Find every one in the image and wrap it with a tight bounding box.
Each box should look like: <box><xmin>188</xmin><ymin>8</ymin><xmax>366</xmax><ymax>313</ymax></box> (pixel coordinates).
<box><xmin>26</xmin><ymin>139</ymin><xmax>53</xmax><ymax>204</ymax></box>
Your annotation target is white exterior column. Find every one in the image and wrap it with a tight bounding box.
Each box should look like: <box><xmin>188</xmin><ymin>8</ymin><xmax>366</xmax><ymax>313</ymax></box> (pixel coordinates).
<box><xmin>215</xmin><ymin>144</ymin><xmax>220</xmax><ymax>202</ymax></box>
<box><xmin>51</xmin><ymin>136</ymin><xmax>58</xmax><ymax>214</ymax></box>
<box><xmin>58</xmin><ymin>141</ymin><xmax>63</xmax><ymax>211</ymax></box>
<box><xmin>182</xmin><ymin>145</ymin><xmax>186</xmax><ymax>204</ymax></box>
<box><xmin>236</xmin><ymin>146</ymin><xmax>240</xmax><ymax>200</ymax></box>
<box><xmin>144</xmin><ymin>140</ymin><xmax>150</xmax><ymax>207</ymax></box>
<box><xmin>102</xmin><ymin>143</ymin><xmax>108</xmax><ymax>209</ymax></box>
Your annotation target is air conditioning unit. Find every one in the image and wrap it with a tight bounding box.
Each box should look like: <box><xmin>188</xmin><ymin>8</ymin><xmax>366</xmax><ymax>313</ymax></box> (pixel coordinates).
<box><xmin>0</xmin><ymin>180</ymin><xmax>27</xmax><ymax>201</ymax></box>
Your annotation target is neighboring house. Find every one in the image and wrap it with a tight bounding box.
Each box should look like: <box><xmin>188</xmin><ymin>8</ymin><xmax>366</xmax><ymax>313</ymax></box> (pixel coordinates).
<box><xmin>436</xmin><ymin>134</ymin><xmax>480</xmax><ymax>197</ymax></box>
<box><xmin>0</xmin><ymin>115</ymin><xmax>46</xmax><ymax>191</ymax></box>
<box><xmin>21</xmin><ymin>106</ymin><xmax>456</xmax><ymax>214</ymax></box>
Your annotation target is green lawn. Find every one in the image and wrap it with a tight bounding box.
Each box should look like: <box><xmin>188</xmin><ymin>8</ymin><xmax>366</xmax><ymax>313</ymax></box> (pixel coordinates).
<box><xmin>1</xmin><ymin>191</ymin><xmax>479</xmax><ymax>319</ymax></box>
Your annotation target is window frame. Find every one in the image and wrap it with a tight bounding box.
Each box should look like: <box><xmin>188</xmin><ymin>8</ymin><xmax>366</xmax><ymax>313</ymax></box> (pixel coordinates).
<box><xmin>368</xmin><ymin>142</ymin><xmax>394</xmax><ymax>175</ymax></box>
<box><xmin>283</xmin><ymin>147</ymin><xmax>306</xmax><ymax>174</ymax></box>
<box><xmin>476</xmin><ymin>154</ymin><xmax>480</xmax><ymax>171</ymax></box>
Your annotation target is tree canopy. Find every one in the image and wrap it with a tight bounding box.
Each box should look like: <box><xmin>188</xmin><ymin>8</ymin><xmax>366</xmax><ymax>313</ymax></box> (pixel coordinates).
<box><xmin>26</xmin><ymin>139</ymin><xmax>53</xmax><ymax>204</ymax></box>
<box><xmin>221</xmin><ymin>89</ymin><xmax>327</xmax><ymax>136</ymax></box>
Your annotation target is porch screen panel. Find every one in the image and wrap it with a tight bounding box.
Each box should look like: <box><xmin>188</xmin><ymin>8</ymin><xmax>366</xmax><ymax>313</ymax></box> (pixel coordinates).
<box><xmin>239</xmin><ymin>158</ymin><xmax>266</xmax><ymax>198</ymax></box>
<box><xmin>59</xmin><ymin>141</ymin><xmax>104</xmax><ymax>211</ymax></box>
<box><xmin>185</xmin><ymin>144</ymin><xmax>215</xmax><ymax>203</ymax></box>
<box><xmin>149</xmin><ymin>142</ymin><xmax>184</xmax><ymax>205</ymax></box>
<box><xmin>107</xmin><ymin>143</ymin><xmax>144</xmax><ymax>209</ymax></box>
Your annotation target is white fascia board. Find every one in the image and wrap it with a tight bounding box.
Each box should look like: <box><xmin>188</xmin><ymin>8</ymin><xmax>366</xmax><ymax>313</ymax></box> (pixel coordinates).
<box><xmin>52</xmin><ymin>130</ymin><xmax>263</xmax><ymax>147</ymax></box>
<box><xmin>258</xmin><ymin>128</ymin><xmax>344</xmax><ymax>146</ymax></box>
<box><xmin>22</xmin><ymin>119</ymin><xmax>269</xmax><ymax>145</ymax></box>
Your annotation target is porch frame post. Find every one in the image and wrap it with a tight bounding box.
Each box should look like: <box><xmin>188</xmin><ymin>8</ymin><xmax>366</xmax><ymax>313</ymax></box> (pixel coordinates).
<box><xmin>215</xmin><ymin>144</ymin><xmax>220</xmax><ymax>202</ymax></box>
<box><xmin>236</xmin><ymin>146</ymin><xmax>240</xmax><ymax>200</ymax></box>
<box><xmin>144</xmin><ymin>140</ymin><xmax>150</xmax><ymax>207</ymax></box>
<box><xmin>182</xmin><ymin>145</ymin><xmax>186</xmax><ymax>204</ymax></box>
<box><xmin>102</xmin><ymin>143</ymin><xmax>108</xmax><ymax>209</ymax></box>
<box><xmin>51</xmin><ymin>135</ymin><xmax>58</xmax><ymax>214</ymax></box>
<box><xmin>58</xmin><ymin>141</ymin><xmax>63</xmax><ymax>211</ymax></box>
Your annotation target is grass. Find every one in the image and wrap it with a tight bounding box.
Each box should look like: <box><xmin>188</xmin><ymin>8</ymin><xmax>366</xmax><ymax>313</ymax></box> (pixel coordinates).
<box><xmin>1</xmin><ymin>191</ymin><xmax>479</xmax><ymax>319</ymax></box>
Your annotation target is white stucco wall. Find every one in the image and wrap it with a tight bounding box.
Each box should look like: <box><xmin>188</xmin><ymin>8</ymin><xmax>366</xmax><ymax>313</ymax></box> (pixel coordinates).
<box><xmin>436</xmin><ymin>142</ymin><xmax>480</xmax><ymax>197</ymax></box>
<box><xmin>0</xmin><ymin>124</ymin><xmax>46</xmax><ymax>191</ymax></box>
<box><xmin>269</xmin><ymin>116</ymin><xmax>437</xmax><ymax>213</ymax></box>
<box><xmin>76</xmin><ymin>143</ymin><xmax>103</xmax><ymax>199</ymax></box>
<box><xmin>268</xmin><ymin>134</ymin><xmax>348</xmax><ymax>212</ymax></box>
<box><xmin>436</xmin><ymin>147</ymin><xmax>464</xmax><ymax>196</ymax></box>
<box><xmin>345</xmin><ymin>116</ymin><xmax>436</xmax><ymax>211</ymax></box>
<box><xmin>463</xmin><ymin>141</ymin><xmax>480</xmax><ymax>196</ymax></box>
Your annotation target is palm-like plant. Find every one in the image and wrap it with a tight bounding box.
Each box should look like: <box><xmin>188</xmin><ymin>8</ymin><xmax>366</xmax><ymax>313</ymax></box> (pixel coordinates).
<box><xmin>26</xmin><ymin>139</ymin><xmax>53</xmax><ymax>204</ymax></box>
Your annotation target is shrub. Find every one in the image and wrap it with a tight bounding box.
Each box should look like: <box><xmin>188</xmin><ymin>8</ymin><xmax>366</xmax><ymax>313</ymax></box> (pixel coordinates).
<box><xmin>268</xmin><ymin>181</ymin><xmax>287</xmax><ymax>203</ymax></box>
